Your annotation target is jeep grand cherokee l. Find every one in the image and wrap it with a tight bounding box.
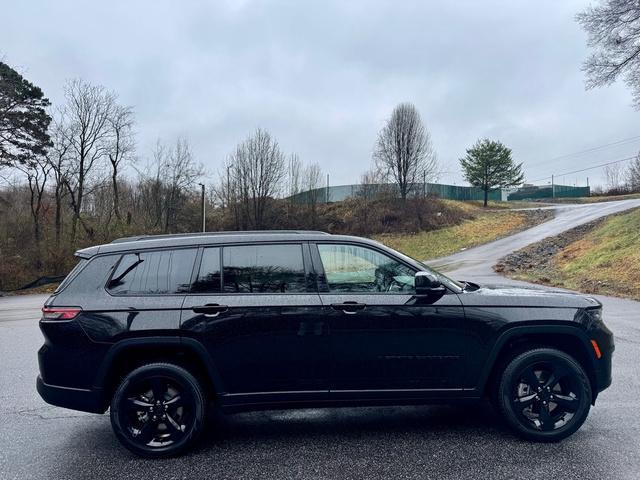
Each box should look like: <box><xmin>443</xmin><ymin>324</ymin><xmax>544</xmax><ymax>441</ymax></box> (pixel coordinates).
<box><xmin>37</xmin><ymin>231</ymin><xmax>613</xmax><ymax>457</ymax></box>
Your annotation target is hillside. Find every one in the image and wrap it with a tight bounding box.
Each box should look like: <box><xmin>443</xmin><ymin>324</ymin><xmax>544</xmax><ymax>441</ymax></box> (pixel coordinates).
<box><xmin>496</xmin><ymin>208</ymin><xmax>640</xmax><ymax>300</ymax></box>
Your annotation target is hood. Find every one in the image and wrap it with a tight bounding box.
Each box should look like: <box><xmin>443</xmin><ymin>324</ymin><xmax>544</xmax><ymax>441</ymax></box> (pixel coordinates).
<box><xmin>459</xmin><ymin>282</ymin><xmax>601</xmax><ymax>309</ymax></box>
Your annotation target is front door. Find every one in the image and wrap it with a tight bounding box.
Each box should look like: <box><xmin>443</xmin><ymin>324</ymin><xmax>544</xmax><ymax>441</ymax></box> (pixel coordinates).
<box><xmin>312</xmin><ymin>242</ymin><xmax>471</xmax><ymax>398</ymax></box>
<box><xmin>180</xmin><ymin>243</ymin><xmax>329</xmax><ymax>404</ymax></box>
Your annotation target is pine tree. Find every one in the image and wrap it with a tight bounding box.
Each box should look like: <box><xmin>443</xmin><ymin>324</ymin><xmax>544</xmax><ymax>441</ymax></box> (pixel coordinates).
<box><xmin>460</xmin><ymin>139</ymin><xmax>524</xmax><ymax>206</ymax></box>
<box><xmin>0</xmin><ymin>62</ymin><xmax>52</xmax><ymax>166</ymax></box>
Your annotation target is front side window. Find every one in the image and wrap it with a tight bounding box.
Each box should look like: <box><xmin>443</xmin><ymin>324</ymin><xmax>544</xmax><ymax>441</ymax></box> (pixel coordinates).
<box><xmin>107</xmin><ymin>249</ymin><xmax>196</xmax><ymax>295</ymax></box>
<box><xmin>223</xmin><ymin>244</ymin><xmax>307</xmax><ymax>293</ymax></box>
<box><xmin>317</xmin><ymin>244</ymin><xmax>415</xmax><ymax>294</ymax></box>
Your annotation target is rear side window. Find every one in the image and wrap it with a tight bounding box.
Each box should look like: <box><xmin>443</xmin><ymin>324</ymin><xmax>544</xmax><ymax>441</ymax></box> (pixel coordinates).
<box><xmin>222</xmin><ymin>244</ymin><xmax>306</xmax><ymax>293</ymax></box>
<box><xmin>191</xmin><ymin>247</ymin><xmax>221</xmax><ymax>293</ymax></box>
<box><xmin>107</xmin><ymin>249</ymin><xmax>197</xmax><ymax>295</ymax></box>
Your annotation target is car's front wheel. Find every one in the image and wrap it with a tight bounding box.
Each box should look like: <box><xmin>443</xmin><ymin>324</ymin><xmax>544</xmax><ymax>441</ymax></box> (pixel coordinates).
<box><xmin>497</xmin><ymin>348</ymin><xmax>592</xmax><ymax>442</ymax></box>
<box><xmin>110</xmin><ymin>363</ymin><xmax>207</xmax><ymax>457</ymax></box>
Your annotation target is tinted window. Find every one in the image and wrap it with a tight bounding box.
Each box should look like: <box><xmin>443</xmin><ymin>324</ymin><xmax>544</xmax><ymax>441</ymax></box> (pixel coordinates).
<box><xmin>55</xmin><ymin>258</ymin><xmax>88</xmax><ymax>293</ymax></box>
<box><xmin>59</xmin><ymin>255</ymin><xmax>120</xmax><ymax>295</ymax></box>
<box><xmin>191</xmin><ymin>247</ymin><xmax>221</xmax><ymax>293</ymax></box>
<box><xmin>107</xmin><ymin>249</ymin><xmax>196</xmax><ymax>295</ymax></box>
<box><xmin>318</xmin><ymin>244</ymin><xmax>415</xmax><ymax>293</ymax></box>
<box><xmin>223</xmin><ymin>244</ymin><xmax>306</xmax><ymax>293</ymax></box>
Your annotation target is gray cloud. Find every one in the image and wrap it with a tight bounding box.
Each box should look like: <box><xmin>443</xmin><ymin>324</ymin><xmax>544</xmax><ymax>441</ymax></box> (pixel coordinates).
<box><xmin>2</xmin><ymin>0</ymin><xmax>637</xmax><ymax>189</ymax></box>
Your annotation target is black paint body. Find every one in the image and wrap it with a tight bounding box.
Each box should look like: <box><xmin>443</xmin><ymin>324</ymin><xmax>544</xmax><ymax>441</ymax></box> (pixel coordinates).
<box><xmin>36</xmin><ymin>232</ymin><xmax>613</xmax><ymax>414</ymax></box>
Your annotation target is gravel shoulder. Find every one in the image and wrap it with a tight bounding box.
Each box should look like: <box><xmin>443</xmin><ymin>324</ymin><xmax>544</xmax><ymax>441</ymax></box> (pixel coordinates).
<box><xmin>495</xmin><ymin>207</ymin><xmax>640</xmax><ymax>300</ymax></box>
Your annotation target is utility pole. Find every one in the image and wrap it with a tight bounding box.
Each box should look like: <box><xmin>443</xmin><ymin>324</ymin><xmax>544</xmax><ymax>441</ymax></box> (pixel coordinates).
<box><xmin>326</xmin><ymin>173</ymin><xmax>330</xmax><ymax>203</ymax></box>
<box><xmin>226</xmin><ymin>165</ymin><xmax>231</xmax><ymax>210</ymax></box>
<box><xmin>198</xmin><ymin>183</ymin><xmax>206</xmax><ymax>232</ymax></box>
<box><xmin>551</xmin><ymin>174</ymin><xmax>555</xmax><ymax>198</ymax></box>
<box><xmin>423</xmin><ymin>171</ymin><xmax>426</xmax><ymax>198</ymax></box>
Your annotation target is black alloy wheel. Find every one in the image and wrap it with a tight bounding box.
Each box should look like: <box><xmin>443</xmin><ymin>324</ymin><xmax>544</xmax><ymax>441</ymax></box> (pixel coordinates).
<box><xmin>110</xmin><ymin>363</ymin><xmax>206</xmax><ymax>458</ymax></box>
<box><xmin>498</xmin><ymin>348</ymin><xmax>591</xmax><ymax>442</ymax></box>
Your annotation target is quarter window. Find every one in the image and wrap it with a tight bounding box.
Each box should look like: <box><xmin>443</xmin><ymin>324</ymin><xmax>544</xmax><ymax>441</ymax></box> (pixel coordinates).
<box><xmin>222</xmin><ymin>244</ymin><xmax>307</xmax><ymax>293</ymax></box>
<box><xmin>107</xmin><ymin>249</ymin><xmax>197</xmax><ymax>295</ymax></box>
<box><xmin>317</xmin><ymin>244</ymin><xmax>415</xmax><ymax>293</ymax></box>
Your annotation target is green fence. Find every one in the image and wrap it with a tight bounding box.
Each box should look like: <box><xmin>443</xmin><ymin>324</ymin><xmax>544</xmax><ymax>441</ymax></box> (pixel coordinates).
<box><xmin>289</xmin><ymin>182</ymin><xmax>503</xmax><ymax>203</ymax></box>
<box><xmin>507</xmin><ymin>185</ymin><xmax>590</xmax><ymax>201</ymax></box>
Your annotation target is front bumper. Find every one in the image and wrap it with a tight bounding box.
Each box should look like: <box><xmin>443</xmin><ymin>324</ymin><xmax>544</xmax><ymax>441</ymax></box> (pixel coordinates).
<box><xmin>36</xmin><ymin>376</ymin><xmax>106</xmax><ymax>414</ymax></box>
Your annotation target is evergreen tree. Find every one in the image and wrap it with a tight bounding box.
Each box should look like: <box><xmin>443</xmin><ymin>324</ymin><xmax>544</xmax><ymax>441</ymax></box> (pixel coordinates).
<box><xmin>460</xmin><ymin>139</ymin><xmax>524</xmax><ymax>206</ymax></box>
<box><xmin>0</xmin><ymin>62</ymin><xmax>52</xmax><ymax>166</ymax></box>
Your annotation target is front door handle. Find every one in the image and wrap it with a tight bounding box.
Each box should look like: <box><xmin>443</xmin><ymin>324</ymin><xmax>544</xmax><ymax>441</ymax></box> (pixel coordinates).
<box><xmin>192</xmin><ymin>304</ymin><xmax>229</xmax><ymax>318</ymax></box>
<box><xmin>331</xmin><ymin>302</ymin><xmax>366</xmax><ymax>314</ymax></box>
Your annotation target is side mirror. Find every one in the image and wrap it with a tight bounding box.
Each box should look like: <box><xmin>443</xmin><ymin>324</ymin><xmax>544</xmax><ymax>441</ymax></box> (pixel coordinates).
<box><xmin>415</xmin><ymin>271</ymin><xmax>446</xmax><ymax>296</ymax></box>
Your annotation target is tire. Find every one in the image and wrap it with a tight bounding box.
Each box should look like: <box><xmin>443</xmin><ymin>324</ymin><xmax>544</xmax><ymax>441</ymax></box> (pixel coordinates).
<box><xmin>110</xmin><ymin>363</ymin><xmax>207</xmax><ymax>458</ymax></box>
<box><xmin>497</xmin><ymin>348</ymin><xmax>591</xmax><ymax>442</ymax></box>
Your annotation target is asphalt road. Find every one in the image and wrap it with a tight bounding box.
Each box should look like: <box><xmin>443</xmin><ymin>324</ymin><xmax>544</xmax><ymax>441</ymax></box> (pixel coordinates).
<box><xmin>1</xmin><ymin>199</ymin><xmax>640</xmax><ymax>480</ymax></box>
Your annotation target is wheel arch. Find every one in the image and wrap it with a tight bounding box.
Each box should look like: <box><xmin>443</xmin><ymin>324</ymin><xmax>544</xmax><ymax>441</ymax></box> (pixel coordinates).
<box><xmin>94</xmin><ymin>337</ymin><xmax>224</xmax><ymax>409</ymax></box>
<box><xmin>479</xmin><ymin>326</ymin><xmax>599</xmax><ymax>404</ymax></box>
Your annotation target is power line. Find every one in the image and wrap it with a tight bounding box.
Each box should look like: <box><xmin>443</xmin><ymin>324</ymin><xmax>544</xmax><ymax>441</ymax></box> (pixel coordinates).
<box><xmin>529</xmin><ymin>155</ymin><xmax>637</xmax><ymax>183</ymax></box>
<box><xmin>538</xmin><ymin>135</ymin><xmax>640</xmax><ymax>165</ymax></box>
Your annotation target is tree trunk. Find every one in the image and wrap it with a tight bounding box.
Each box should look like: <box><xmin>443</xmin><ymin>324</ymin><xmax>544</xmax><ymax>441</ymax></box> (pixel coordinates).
<box><xmin>54</xmin><ymin>187</ymin><xmax>62</xmax><ymax>249</ymax></box>
<box><xmin>483</xmin><ymin>187</ymin><xmax>488</xmax><ymax>207</ymax></box>
<box><xmin>112</xmin><ymin>168</ymin><xmax>121</xmax><ymax>221</ymax></box>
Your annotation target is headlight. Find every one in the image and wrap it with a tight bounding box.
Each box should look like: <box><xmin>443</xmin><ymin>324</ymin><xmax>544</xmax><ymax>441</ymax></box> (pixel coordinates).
<box><xmin>584</xmin><ymin>307</ymin><xmax>603</xmax><ymax>330</ymax></box>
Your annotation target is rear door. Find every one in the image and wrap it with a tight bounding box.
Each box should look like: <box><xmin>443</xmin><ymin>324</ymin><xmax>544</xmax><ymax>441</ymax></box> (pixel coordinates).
<box><xmin>180</xmin><ymin>242</ymin><xmax>329</xmax><ymax>404</ymax></box>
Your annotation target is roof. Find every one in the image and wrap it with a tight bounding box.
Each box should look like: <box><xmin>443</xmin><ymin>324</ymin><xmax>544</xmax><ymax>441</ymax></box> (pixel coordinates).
<box><xmin>75</xmin><ymin>230</ymin><xmax>381</xmax><ymax>258</ymax></box>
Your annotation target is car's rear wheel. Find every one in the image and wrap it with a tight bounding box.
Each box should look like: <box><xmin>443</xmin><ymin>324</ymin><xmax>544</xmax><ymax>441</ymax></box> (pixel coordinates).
<box><xmin>497</xmin><ymin>348</ymin><xmax>591</xmax><ymax>442</ymax></box>
<box><xmin>110</xmin><ymin>363</ymin><xmax>207</xmax><ymax>458</ymax></box>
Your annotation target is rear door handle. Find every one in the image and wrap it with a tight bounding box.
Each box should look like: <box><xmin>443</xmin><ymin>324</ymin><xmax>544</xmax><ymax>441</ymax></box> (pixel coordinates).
<box><xmin>192</xmin><ymin>304</ymin><xmax>229</xmax><ymax>318</ymax></box>
<box><xmin>331</xmin><ymin>302</ymin><xmax>366</xmax><ymax>314</ymax></box>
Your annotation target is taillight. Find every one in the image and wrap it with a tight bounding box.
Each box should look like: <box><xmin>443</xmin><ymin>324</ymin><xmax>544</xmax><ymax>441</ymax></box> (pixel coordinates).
<box><xmin>41</xmin><ymin>307</ymin><xmax>82</xmax><ymax>320</ymax></box>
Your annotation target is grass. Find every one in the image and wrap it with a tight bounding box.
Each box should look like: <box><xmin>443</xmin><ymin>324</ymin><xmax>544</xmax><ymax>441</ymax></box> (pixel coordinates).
<box><xmin>544</xmin><ymin>192</ymin><xmax>640</xmax><ymax>204</ymax></box>
<box><xmin>375</xmin><ymin>210</ymin><xmax>536</xmax><ymax>260</ymax></box>
<box><xmin>506</xmin><ymin>208</ymin><xmax>640</xmax><ymax>300</ymax></box>
<box><xmin>440</xmin><ymin>199</ymin><xmax>546</xmax><ymax>211</ymax></box>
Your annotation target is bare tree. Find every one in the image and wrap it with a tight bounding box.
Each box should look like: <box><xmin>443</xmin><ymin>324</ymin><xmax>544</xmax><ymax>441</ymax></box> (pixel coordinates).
<box><xmin>577</xmin><ymin>1</ymin><xmax>640</xmax><ymax>108</ymax></box>
<box><xmin>134</xmin><ymin>138</ymin><xmax>204</xmax><ymax>232</ymax></box>
<box><xmin>47</xmin><ymin>119</ymin><xmax>72</xmax><ymax>252</ymax></box>
<box><xmin>303</xmin><ymin>162</ymin><xmax>323</xmax><ymax>223</ymax></box>
<box><xmin>228</xmin><ymin>129</ymin><xmax>286</xmax><ymax>229</ymax></box>
<box><xmin>14</xmin><ymin>156</ymin><xmax>51</xmax><ymax>269</ymax></box>
<box><xmin>627</xmin><ymin>152</ymin><xmax>640</xmax><ymax>192</ymax></box>
<box><xmin>287</xmin><ymin>153</ymin><xmax>303</xmax><ymax>198</ymax></box>
<box><xmin>604</xmin><ymin>162</ymin><xmax>625</xmax><ymax>192</ymax></box>
<box><xmin>107</xmin><ymin>104</ymin><xmax>135</xmax><ymax>222</ymax></box>
<box><xmin>356</xmin><ymin>168</ymin><xmax>389</xmax><ymax>201</ymax></box>
<box><xmin>373</xmin><ymin>102</ymin><xmax>438</xmax><ymax>199</ymax></box>
<box><xmin>59</xmin><ymin>79</ymin><xmax>116</xmax><ymax>243</ymax></box>
<box><xmin>163</xmin><ymin>138</ymin><xmax>203</xmax><ymax>232</ymax></box>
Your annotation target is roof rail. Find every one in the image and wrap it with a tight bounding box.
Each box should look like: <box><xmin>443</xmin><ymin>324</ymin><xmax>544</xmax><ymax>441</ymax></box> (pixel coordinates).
<box><xmin>111</xmin><ymin>230</ymin><xmax>330</xmax><ymax>244</ymax></box>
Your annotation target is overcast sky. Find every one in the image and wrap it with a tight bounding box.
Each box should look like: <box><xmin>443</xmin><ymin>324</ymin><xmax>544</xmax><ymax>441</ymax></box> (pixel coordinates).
<box><xmin>3</xmin><ymin>0</ymin><xmax>639</xmax><ymax>189</ymax></box>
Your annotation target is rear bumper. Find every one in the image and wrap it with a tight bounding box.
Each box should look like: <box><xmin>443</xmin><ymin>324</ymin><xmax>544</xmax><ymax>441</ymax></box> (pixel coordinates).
<box><xmin>36</xmin><ymin>376</ymin><xmax>106</xmax><ymax>414</ymax></box>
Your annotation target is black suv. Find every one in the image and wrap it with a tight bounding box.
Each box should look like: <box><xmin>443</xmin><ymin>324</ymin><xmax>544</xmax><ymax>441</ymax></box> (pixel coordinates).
<box><xmin>37</xmin><ymin>231</ymin><xmax>613</xmax><ymax>457</ymax></box>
